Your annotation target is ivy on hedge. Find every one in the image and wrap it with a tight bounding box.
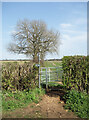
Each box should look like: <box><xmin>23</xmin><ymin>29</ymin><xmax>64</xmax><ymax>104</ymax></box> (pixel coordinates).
<box><xmin>2</xmin><ymin>62</ymin><xmax>39</xmax><ymax>91</ymax></box>
<box><xmin>62</xmin><ymin>56</ymin><xmax>89</xmax><ymax>93</ymax></box>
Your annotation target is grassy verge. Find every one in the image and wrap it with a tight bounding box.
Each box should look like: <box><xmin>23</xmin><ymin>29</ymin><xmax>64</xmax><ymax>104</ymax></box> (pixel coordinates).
<box><xmin>2</xmin><ymin>88</ymin><xmax>45</xmax><ymax>111</ymax></box>
<box><xmin>63</xmin><ymin>89</ymin><xmax>89</xmax><ymax>118</ymax></box>
<box><xmin>47</xmin><ymin>82</ymin><xmax>65</xmax><ymax>88</ymax></box>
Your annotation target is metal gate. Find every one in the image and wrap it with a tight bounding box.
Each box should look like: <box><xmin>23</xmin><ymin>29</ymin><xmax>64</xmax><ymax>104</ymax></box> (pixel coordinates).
<box><xmin>40</xmin><ymin>67</ymin><xmax>63</xmax><ymax>88</ymax></box>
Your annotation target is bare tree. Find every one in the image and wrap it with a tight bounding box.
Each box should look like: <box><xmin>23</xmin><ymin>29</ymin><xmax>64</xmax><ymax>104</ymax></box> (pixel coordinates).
<box><xmin>8</xmin><ymin>19</ymin><xmax>60</xmax><ymax>63</ymax></box>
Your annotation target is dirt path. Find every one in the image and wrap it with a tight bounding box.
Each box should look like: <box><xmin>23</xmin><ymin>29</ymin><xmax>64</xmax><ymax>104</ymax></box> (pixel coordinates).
<box><xmin>3</xmin><ymin>90</ymin><xmax>78</xmax><ymax>118</ymax></box>
<box><xmin>52</xmin><ymin>62</ymin><xmax>56</xmax><ymax>66</ymax></box>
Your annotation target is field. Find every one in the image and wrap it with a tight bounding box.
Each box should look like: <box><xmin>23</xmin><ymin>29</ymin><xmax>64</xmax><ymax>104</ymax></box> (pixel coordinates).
<box><xmin>0</xmin><ymin>60</ymin><xmax>32</xmax><ymax>65</ymax></box>
<box><xmin>0</xmin><ymin>60</ymin><xmax>62</xmax><ymax>66</ymax></box>
<box><xmin>43</xmin><ymin>61</ymin><xmax>62</xmax><ymax>67</ymax></box>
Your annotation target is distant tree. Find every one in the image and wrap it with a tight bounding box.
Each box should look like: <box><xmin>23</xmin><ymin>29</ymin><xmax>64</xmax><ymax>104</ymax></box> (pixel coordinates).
<box><xmin>8</xmin><ymin>19</ymin><xmax>60</xmax><ymax>63</ymax></box>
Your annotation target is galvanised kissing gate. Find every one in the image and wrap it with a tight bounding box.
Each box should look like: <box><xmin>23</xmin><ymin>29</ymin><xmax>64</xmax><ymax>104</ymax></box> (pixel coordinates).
<box><xmin>39</xmin><ymin>67</ymin><xmax>63</xmax><ymax>88</ymax></box>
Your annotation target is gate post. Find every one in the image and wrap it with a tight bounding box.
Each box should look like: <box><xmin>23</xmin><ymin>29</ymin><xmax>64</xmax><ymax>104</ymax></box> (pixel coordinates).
<box><xmin>46</xmin><ymin>68</ymin><xmax>48</xmax><ymax>89</ymax></box>
<box><xmin>56</xmin><ymin>67</ymin><xmax>58</xmax><ymax>81</ymax></box>
<box><xmin>49</xmin><ymin>68</ymin><xmax>50</xmax><ymax>82</ymax></box>
<box><xmin>39</xmin><ymin>66</ymin><xmax>40</xmax><ymax>88</ymax></box>
<box><xmin>38</xmin><ymin>52</ymin><xmax>40</xmax><ymax>88</ymax></box>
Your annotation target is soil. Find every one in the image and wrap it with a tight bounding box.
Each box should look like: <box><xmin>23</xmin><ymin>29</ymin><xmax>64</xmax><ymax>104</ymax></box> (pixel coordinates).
<box><xmin>2</xmin><ymin>88</ymin><xmax>78</xmax><ymax>118</ymax></box>
<box><xmin>52</xmin><ymin>63</ymin><xmax>56</xmax><ymax>66</ymax></box>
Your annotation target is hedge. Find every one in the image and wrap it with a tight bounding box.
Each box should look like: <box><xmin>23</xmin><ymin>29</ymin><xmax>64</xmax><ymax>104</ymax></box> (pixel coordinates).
<box><xmin>62</xmin><ymin>56</ymin><xmax>89</xmax><ymax>93</ymax></box>
<box><xmin>1</xmin><ymin>62</ymin><xmax>39</xmax><ymax>91</ymax></box>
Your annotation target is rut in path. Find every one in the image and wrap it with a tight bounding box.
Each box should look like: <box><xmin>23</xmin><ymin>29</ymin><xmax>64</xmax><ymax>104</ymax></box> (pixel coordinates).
<box><xmin>3</xmin><ymin>88</ymin><xmax>78</xmax><ymax>118</ymax></box>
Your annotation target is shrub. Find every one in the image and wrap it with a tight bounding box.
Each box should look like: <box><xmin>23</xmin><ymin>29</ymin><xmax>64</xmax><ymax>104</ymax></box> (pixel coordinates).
<box><xmin>63</xmin><ymin>89</ymin><xmax>89</xmax><ymax>118</ymax></box>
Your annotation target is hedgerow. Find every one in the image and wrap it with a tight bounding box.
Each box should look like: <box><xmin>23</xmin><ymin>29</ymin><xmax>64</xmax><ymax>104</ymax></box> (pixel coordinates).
<box><xmin>2</xmin><ymin>62</ymin><xmax>39</xmax><ymax>91</ymax></box>
<box><xmin>62</xmin><ymin>56</ymin><xmax>89</xmax><ymax>93</ymax></box>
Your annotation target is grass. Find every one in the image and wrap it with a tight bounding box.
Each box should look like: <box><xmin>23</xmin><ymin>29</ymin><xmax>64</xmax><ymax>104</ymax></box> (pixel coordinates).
<box><xmin>41</xmin><ymin>82</ymin><xmax>66</xmax><ymax>90</ymax></box>
<box><xmin>47</xmin><ymin>82</ymin><xmax>65</xmax><ymax>87</ymax></box>
<box><xmin>43</xmin><ymin>61</ymin><xmax>62</xmax><ymax>67</ymax></box>
<box><xmin>2</xmin><ymin>88</ymin><xmax>45</xmax><ymax>111</ymax></box>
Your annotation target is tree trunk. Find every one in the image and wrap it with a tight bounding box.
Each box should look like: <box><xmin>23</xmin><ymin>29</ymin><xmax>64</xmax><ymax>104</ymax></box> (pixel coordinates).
<box><xmin>33</xmin><ymin>54</ymin><xmax>38</xmax><ymax>63</ymax></box>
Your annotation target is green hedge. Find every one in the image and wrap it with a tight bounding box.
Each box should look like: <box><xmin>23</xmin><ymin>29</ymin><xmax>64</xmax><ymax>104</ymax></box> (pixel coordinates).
<box><xmin>63</xmin><ymin>89</ymin><xmax>89</xmax><ymax>118</ymax></box>
<box><xmin>62</xmin><ymin>56</ymin><xmax>89</xmax><ymax>93</ymax></box>
<box><xmin>2</xmin><ymin>62</ymin><xmax>39</xmax><ymax>91</ymax></box>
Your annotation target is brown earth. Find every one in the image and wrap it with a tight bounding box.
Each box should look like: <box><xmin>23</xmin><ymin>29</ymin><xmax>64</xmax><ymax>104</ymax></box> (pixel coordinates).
<box><xmin>2</xmin><ymin>89</ymin><xmax>78</xmax><ymax>118</ymax></box>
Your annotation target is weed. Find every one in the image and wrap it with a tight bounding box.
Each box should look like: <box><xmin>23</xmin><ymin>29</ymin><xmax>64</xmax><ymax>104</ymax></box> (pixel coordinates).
<box><xmin>2</xmin><ymin>88</ymin><xmax>45</xmax><ymax>111</ymax></box>
<box><xmin>30</xmin><ymin>105</ymin><xmax>35</xmax><ymax>108</ymax></box>
<box><xmin>59</xmin><ymin>101</ymin><xmax>61</xmax><ymax>103</ymax></box>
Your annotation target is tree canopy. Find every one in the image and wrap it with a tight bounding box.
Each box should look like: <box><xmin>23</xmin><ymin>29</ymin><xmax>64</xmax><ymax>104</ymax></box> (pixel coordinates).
<box><xmin>8</xmin><ymin>19</ymin><xmax>60</xmax><ymax>63</ymax></box>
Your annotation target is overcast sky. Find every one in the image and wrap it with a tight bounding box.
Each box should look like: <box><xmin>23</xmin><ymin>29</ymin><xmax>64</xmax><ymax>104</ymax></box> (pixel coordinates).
<box><xmin>0</xmin><ymin>2</ymin><xmax>87</xmax><ymax>60</ymax></box>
